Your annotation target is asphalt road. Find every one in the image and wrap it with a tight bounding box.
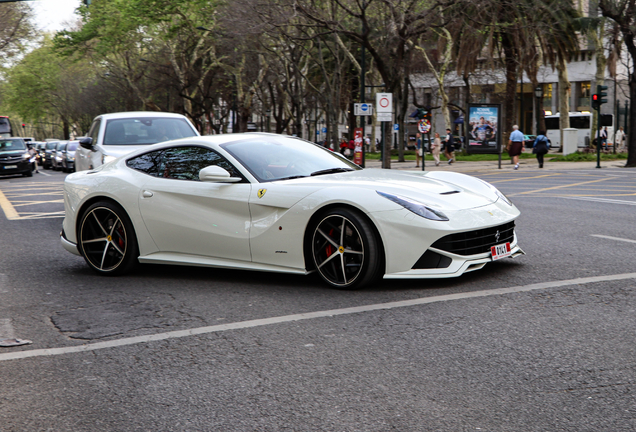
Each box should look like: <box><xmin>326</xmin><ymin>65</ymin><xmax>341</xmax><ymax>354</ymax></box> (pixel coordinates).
<box><xmin>0</xmin><ymin>165</ymin><xmax>635</xmax><ymax>431</ymax></box>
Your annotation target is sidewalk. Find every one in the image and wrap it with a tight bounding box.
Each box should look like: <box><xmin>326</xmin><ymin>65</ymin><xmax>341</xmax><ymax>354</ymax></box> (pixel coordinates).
<box><xmin>361</xmin><ymin>155</ymin><xmax>630</xmax><ymax>173</ymax></box>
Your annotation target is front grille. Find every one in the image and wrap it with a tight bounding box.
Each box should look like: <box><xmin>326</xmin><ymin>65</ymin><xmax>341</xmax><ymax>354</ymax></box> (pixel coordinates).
<box><xmin>0</xmin><ymin>156</ymin><xmax>22</xmax><ymax>163</ymax></box>
<box><xmin>431</xmin><ymin>222</ymin><xmax>515</xmax><ymax>256</ymax></box>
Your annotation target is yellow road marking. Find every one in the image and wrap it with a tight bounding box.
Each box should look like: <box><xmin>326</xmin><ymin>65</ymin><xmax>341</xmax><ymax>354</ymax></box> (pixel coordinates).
<box><xmin>488</xmin><ymin>174</ymin><xmax>563</xmax><ymax>183</ymax></box>
<box><xmin>508</xmin><ymin>177</ymin><xmax>611</xmax><ymax>197</ymax></box>
<box><xmin>0</xmin><ymin>189</ymin><xmax>19</xmax><ymax>220</ymax></box>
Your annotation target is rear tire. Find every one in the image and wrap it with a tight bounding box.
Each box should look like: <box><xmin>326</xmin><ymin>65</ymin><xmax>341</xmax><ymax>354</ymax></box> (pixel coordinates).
<box><xmin>77</xmin><ymin>201</ymin><xmax>139</xmax><ymax>275</ymax></box>
<box><xmin>310</xmin><ymin>208</ymin><xmax>383</xmax><ymax>289</ymax></box>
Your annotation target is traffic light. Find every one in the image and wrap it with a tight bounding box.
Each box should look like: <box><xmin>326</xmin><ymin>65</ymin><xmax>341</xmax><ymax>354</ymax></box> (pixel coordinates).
<box><xmin>592</xmin><ymin>94</ymin><xmax>599</xmax><ymax>110</ymax></box>
<box><xmin>597</xmin><ymin>84</ymin><xmax>608</xmax><ymax>105</ymax></box>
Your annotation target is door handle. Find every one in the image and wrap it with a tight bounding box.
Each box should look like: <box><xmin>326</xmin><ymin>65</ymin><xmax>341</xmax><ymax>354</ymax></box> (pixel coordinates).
<box><xmin>142</xmin><ymin>190</ymin><xmax>154</xmax><ymax>198</ymax></box>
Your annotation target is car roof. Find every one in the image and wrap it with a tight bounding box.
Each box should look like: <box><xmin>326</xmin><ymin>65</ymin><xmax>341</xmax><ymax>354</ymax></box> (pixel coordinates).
<box><xmin>95</xmin><ymin>111</ymin><xmax>192</xmax><ymax>121</ymax></box>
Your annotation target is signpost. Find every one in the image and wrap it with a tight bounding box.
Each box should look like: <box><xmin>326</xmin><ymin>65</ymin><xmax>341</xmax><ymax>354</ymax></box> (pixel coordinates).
<box><xmin>354</xmin><ymin>103</ymin><xmax>374</xmax><ymax>116</ymax></box>
<box><xmin>376</xmin><ymin>93</ymin><xmax>393</xmax><ymax>169</ymax></box>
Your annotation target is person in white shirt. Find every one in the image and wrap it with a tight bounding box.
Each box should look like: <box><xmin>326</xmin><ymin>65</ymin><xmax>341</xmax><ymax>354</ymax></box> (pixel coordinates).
<box><xmin>615</xmin><ymin>127</ymin><xmax>626</xmax><ymax>152</ymax></box>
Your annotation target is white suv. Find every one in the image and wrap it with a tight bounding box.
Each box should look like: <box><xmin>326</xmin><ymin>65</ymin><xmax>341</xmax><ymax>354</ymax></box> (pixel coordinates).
<box><xmin>75</xmin><ymin>112</ymin><xmax>200</xmax><ymax>172</ymax></box>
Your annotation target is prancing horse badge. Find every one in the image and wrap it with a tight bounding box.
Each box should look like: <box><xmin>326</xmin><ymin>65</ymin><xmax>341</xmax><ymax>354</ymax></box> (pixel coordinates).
<box><xmin>257</xmin><ymin>189</ymin><xmax>267</xmax><ymax>198</ymax></box>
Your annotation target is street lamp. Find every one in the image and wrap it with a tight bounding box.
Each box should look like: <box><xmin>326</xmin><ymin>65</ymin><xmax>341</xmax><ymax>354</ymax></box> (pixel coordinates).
<box><xmin>534</xmin><ymin>85</ymin><xmax>543</xmax><ymax>135</ymax></box>
<box><xmin>265</xmin><ymin>109</ymin><xmax>271</xmax><ymax>133</ymax></box>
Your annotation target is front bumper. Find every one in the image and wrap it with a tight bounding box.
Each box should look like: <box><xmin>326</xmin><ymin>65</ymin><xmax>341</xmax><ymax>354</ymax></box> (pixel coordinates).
<box><xmin>0</xmin><ymin>160</ymin><xmax>30</xmax><ymax>175</ymax></box>
<box><xmin>385</xmin><ymin>238</ymin><xmax>525</xmax><ymax>279</ymax></box>
<box><xmin>60</xmin><ymin>229</ymin><xmax>80</xmax><ymax>256</ymax></box>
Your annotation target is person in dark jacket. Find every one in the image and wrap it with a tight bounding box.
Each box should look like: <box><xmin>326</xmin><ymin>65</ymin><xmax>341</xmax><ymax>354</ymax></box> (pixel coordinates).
<box><xmin>533</xmin><ymin>131</ymin><xmax>550</xmax><ymax>168</ymax></box>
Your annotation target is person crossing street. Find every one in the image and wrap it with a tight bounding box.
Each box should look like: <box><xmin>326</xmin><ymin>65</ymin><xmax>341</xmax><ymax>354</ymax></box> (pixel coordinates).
<box><xmin>508</xmin><ymin>125</ymin><xmax>524</xmax><ymax>170</ymax></box>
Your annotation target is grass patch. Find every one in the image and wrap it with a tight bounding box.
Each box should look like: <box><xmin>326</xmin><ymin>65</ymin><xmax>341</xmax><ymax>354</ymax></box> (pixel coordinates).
<box><xmin>549</xmin><ymin>151</ymin><xmax>628</xmax><ymax>162</ymax></box>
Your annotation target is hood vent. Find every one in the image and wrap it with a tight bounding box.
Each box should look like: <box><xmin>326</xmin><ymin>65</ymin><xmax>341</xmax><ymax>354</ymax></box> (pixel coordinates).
<box><xmin>440</xmin><ymin>190</ymin><xmax>460</xmax><ymax>195</ymax></box>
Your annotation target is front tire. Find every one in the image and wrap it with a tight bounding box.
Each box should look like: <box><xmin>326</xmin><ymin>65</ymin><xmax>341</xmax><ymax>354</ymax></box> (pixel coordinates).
<box><xmin>311</xmin><ymin>208</ymin><xmax>383</xmax><ymax>289</ymax></box>
<box><xmin>77</xmin><ymin>201</ymin><xmax>139</xmax><ymax>275</ymax></box>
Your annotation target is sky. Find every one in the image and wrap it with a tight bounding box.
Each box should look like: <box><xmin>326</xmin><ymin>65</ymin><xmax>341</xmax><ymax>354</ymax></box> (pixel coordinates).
<box><xmin>30</xmin><ymin>0</ymin><xmax>82</xmax><ymax>32</ymax></box>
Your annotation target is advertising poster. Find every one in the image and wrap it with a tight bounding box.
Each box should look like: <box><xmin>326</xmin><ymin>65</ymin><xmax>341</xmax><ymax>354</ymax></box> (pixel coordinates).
<box><xmin>353</xmin><ymin>128</ymin><xmax>363</xmax><ymax>165</ymax></box>
<box><xmin>466</xmin><ymin>104</ymin><xmax>501</xmax><ymax>154</ymax></box>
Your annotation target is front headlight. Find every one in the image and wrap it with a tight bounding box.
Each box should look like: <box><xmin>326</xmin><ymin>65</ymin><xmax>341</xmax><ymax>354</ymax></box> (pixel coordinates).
<box><xmin>22</xmin><ymin>152</ymin><xmax>31</xmax><ymax>160</ymax></box>
<box><xmin>377</xmin><ymin>191</ymin><xmax>449</xmax><ymax>221</ymax></box>
<box><xmin>102</xmin><ymin>155</ymin><xmax>117</xmax><ymax>164</ymax></box>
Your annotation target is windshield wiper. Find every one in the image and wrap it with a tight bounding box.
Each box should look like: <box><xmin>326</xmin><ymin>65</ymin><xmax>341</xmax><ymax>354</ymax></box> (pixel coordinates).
<box><xmin>277</xmin><ymin>175</ymin><xmax>308</xmax><ymax>181</ymax></box>
<box><xmin>310</xmin><ymin>168</ymin><xmax>354</xmax><ymax>177</ymax></box>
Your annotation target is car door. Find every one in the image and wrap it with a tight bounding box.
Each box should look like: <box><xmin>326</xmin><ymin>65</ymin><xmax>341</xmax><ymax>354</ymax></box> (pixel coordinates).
<box><xmin>132</xmin><ymin>145</ymin><xmax>253</xmax><ymax>262</ymax></box>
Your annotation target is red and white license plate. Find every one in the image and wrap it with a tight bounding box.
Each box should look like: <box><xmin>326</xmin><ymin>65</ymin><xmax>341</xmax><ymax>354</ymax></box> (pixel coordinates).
<box><xmin>491</xmin><ymin>242</ymin><xmax>512</xmax><ymax>260</ymax></box>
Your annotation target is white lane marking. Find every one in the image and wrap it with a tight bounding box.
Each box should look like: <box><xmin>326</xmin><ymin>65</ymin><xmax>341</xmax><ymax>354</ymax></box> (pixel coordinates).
<box><xmin>563</xmin><ymin>196</ymin><xmax>636</xmax><ymax>205</ymax></box>
<box><xmin>591</xmin><ymin>235</ymin><xmax>636</xmax><ymax>244</ymax></box>
<box><xmin>1</xmin><ymin>272</ymin><xmax>636</xmax><ymax>362</ymax></box>
<box><xmin>37</xmin><ymin>171</ymin><xmax>52</xmax><ymax>176</ymax></box>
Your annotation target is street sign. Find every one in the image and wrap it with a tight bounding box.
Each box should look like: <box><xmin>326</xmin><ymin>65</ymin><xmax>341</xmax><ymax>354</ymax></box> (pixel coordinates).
<box><xmin>354</xmin><ymin>103</ymin><xmax>374</xmax><ymax>116</ymax></box>
<box><xmin>377</xmin><ymin>113</ymin><xmax>392</xmax><ymax>122</ymax></box>
<box><xmin>418</xmin><ymin>119</ymin><xmax>431</xmax><ymax>134</ymax></box>
<box><xmin>393</xmin><ymin>124</ymin><xmax>399</xmax><ymax>131</ymax></box>
<box><xmin>376</xmin><ymin>93</ymin><xmax>393</xmax><ymax>113</ymax></box>
<box><xmin>322</xmin><ymin>127</ymin><xmax>327</xmax><ymax>133</ymax></box>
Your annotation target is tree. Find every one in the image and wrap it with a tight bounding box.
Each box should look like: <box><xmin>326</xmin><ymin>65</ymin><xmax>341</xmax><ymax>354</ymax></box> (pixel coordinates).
<box><xmin>598</xmin><ymin>0</ymin><xmax>636</xmax><ymax>167</ymax></box>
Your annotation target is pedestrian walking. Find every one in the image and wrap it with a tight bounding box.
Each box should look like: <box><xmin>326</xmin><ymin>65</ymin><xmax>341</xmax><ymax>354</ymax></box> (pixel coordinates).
<box><xmin>443</xmin><ymin>128</ymin><xmax>455</xmax><ymax>164</ymax></box>
<box><xmin>532</xmin><ymin>131</ymin><xmax>550</xmax><ymax>168</ymax></box>
<box><xmin>28</xmin><ymin>145</ymin><xmax>39</xmax><ymax>173</ymax></box>
<box><xmin>600</xmin><ymin>127</ymin><xmax>608</xmax><ymax>150</ymax></box>
<box><xmin>615</xmin><ymin>127</ymin><xmax>626</xmax><ymax>152</ymax></box>
<box><xmin>415</xmin><ymin>132</ymin><xmax>422</xmax><ymax>167</ymax></box>
<box><xmin>431</xmin><ymin>132</ymin><xmax>441</xmax><ymax>166</ymax></box>
<box><xmin>508</xmin><ymin>125</ymin><xmax>524</xmax><ymax>170</ymax></box>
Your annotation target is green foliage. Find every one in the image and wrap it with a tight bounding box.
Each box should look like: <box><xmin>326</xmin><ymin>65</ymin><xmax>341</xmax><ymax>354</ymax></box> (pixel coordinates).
<box><xmin>550</xmin><ymin>151</ymin><xmax>628</xmax><ymax>161</ymax></box>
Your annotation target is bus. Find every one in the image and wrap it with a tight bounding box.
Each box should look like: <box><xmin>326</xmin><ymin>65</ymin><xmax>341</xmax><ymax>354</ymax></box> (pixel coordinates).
<box><xmin>0</xmin><ymin>116</ymin><xmax>12</xmax><ymax>138</ymax></box>
<box><xmin>545</xmin><ymin>112</ymin><xmax>614</xmax><ymax>148</ymax></box>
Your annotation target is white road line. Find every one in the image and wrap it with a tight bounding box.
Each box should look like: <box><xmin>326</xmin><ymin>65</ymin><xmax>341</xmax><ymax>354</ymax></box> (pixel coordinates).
<box><xmin>563</xmin><ymin>196</ymin><xmax>636</xmax><ymax>205</ymax></box>
<box><xmin>591</xmin><ymin>235</ymin><xmax>636</xmax><ymax>244</ymax></box>
<box><xmin>2</xmin><ymin>272</ymin><xmax>636</xmax><ymax>362</ymax></box>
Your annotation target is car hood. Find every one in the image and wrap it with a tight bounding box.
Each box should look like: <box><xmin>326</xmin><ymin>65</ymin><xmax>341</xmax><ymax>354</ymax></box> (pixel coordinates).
<box><xmin>279</xmin><ymin>169</ymin><xmax>501</xmax><ymax>211</ymax></box>
<box><xmin>0</xmin><ymin>150</ymin><xmax>26</xmax><ymax>157</ymax></box>
<box><xmin>97</xmin><ymin>144</ymin><xmax>153</xmax><ymax>158</ymax></box>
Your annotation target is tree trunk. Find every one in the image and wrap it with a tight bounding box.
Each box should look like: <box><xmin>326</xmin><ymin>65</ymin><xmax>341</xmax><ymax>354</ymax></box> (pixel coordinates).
<box><xmin>502</xmin><ymin>38</ymin><xmax>517</xmax><ymax>142</ymax></box>
<box><xmin>557</xmin><ymin>56</ymin><xmax>571</xmax><ymax>151</ymax></box>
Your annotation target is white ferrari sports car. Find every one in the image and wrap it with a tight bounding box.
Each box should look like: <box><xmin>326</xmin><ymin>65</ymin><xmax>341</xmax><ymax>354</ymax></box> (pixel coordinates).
<box><xmin>61</xmin><ymin>133</ymin><xmax>524</xmax><ymax>289</ymax></box>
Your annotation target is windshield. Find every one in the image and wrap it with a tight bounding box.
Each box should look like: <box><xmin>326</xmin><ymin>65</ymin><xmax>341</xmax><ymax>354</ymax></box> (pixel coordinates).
<box><xmin>67</xmin><ymin>142</ymin><xmax>78</xmax><ymax>151</ymax></box>
<box><xmin>46</xmin><ymin>142</ymin><xmax>58</xmax><ymax>150</ymax></box>
<box><xmin>221</xmin><ymin>135</ymin><xmax>360</xmax><ymax>182</ymax></box>
<box><xmin>0</xmin><ymin>139</ymin><xmax>26</xmax><ymax>153</ymax></box>
<box><xmin>103</xmin><ymin>117</ymin><xmax>197</xmax><ymax>146</ymax></box>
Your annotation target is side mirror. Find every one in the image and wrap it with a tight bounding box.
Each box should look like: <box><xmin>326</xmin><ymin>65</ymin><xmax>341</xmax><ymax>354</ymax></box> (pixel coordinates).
<box><xmin>199</xmin><ymin>165</ymin><xmax>242</xmax><ymax>183</ymax></box>
<box><xmin>79</xmin><ymin>137</ymin><xmax>94</xmax><ymax>150</ymax></box>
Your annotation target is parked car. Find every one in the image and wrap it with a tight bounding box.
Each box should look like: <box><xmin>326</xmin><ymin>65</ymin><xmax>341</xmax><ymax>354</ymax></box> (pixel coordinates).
<box><xmin>43</xmin><ymin>141</ymin><xmax>60</xmax><ymax>169</ymax></box>
<box><xmin>524</xmin><ymin>135</ymin><xmax>537</xmax><ymax>148</ymax></box>
<box><xmin>52</xmin><ymin>141</ymin><xmax>68</xmax><ymax>171</ymax></box>
<box><xmin>61</xmin><ymin>133</ymin><xmax>524</xmax><ymax>289</ymax></box>
<box><xmin>62</xmin><ymin>141</ymin><xmax>78</xmax><ymax>172</ymax></box>
<box><xmin>75</xmin><ymin>112</ymin><xmax>200</xmax><ymax>172</ymax></box>
<box><xmin>0</xmin><ymin>137</ymin><xmax>32</xmax><ymax>177</ymax></box>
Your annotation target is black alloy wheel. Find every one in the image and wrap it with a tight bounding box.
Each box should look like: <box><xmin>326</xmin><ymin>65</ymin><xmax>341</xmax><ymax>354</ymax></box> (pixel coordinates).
<box><xmin>78</xmin><ymin>201</ymin><xmax>139</xmax><ymax>275</ymax></box>
<box><xmin>311</xmin><ymin>208</ymin><xmax>383</xmax><ymax>289</ymax></box>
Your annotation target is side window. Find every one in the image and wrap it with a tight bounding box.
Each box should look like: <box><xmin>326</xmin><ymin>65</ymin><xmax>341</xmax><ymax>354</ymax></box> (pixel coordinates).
<box><xmin>126</xmin><ymin>150</ymin><xmax>165</xmax><ymax>177</ymax></box>
<box><xmin>162</xmin><ymin>146</ymin><xmax>243</xmax><ymax>181</ymax></box>
<box><xmin>88</xmin><ymin>120</ymin><xmax>101</xmax><ymax>143</ymax></box>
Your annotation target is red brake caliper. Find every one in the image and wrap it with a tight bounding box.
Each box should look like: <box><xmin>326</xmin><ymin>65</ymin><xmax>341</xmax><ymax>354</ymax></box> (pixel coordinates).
<box><xmin>325</xmin><ymin>229</ymin><xmax>335</xmax><ymax>257</ymax></box>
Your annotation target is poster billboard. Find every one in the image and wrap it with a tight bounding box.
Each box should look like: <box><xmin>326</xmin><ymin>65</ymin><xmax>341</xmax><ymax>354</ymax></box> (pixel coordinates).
<box><xmin>466</xmin><ymin>104</ymin><xmax>501</xmax><ymax>154</ymax></box>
